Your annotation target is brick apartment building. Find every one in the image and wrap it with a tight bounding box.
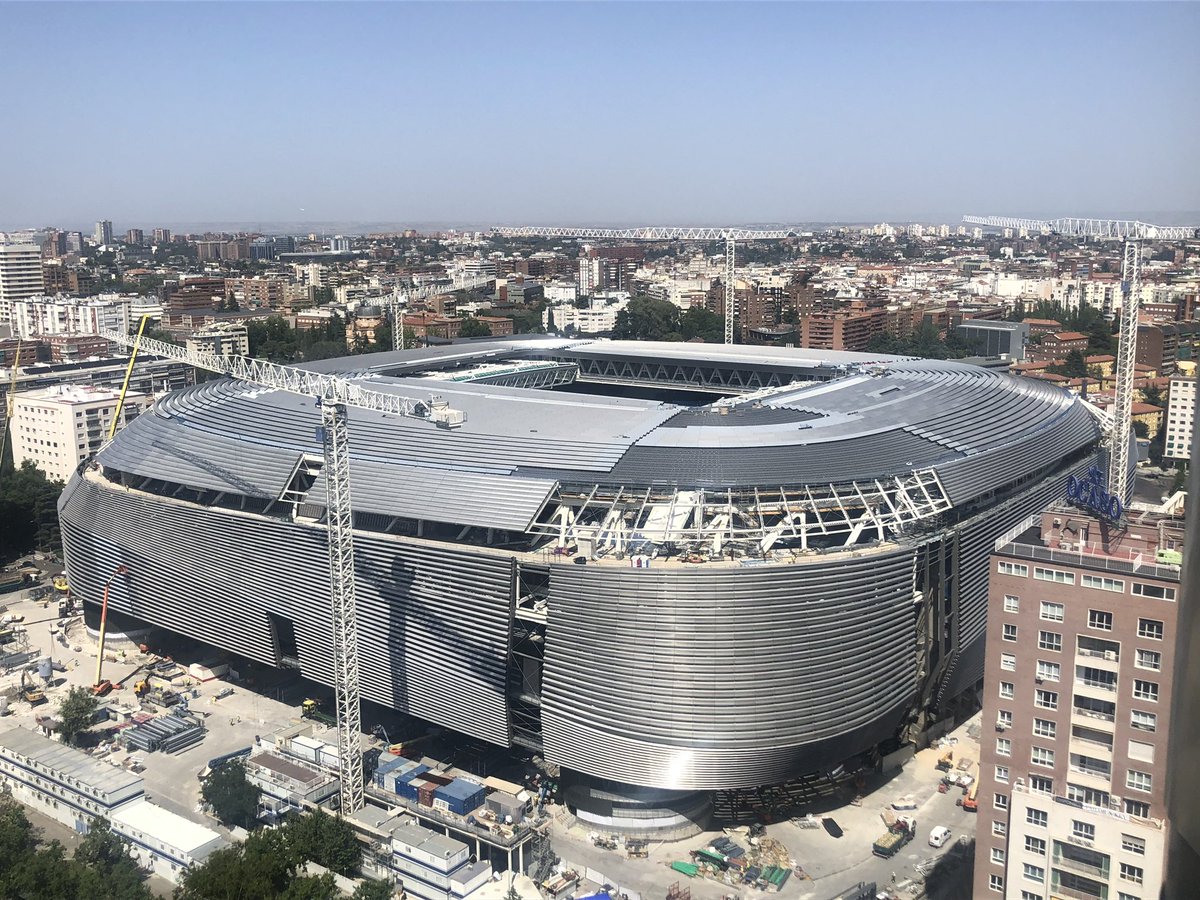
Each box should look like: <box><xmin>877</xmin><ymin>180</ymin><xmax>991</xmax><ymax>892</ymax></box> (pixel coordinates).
<box><xmin>975</xmin><ymin>502</ymin><xmax>1184</xmax><ymax>900</ymax></box>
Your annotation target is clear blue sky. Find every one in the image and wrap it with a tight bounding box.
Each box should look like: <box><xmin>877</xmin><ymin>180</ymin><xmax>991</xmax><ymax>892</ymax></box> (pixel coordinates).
<box><xmin>2</xmin><ymin>1</ymin><xmax>1197</xmax><ymax>230</ymax></box>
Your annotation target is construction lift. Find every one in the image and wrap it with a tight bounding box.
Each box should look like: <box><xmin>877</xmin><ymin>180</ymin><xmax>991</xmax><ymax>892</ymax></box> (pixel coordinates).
<box><xmin>94</xmin><ymin>326</ymin><xmax>468</xmax><ymax>813</ymax></box>
<box><xmin>962</xmin><ymin>215</ymin><xmax>1199</xmax><ymax>505</ymax></box>
<box><xmin>492</xmin><ymin>226</ymin><xmax>802</xmax><ymax>344</ymax></box>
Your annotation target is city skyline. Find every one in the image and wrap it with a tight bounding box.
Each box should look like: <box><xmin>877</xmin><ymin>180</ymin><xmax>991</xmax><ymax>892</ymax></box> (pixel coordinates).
<box><xmin>2</xmin><ymin>1</ymin><xmax>1198</xmax><ymax>229</ymax></box>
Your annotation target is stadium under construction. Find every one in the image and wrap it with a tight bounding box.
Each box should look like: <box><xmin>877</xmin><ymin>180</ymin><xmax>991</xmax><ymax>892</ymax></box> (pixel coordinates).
<box><xmin>59</xmin><ymin>339</ymin><xmax>1104</xmax><ymax>834</ymax></box>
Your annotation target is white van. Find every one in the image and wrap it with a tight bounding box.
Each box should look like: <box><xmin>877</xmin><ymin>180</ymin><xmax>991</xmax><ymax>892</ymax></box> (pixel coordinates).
<box><xmin>929</xmin><ymin>826</ymin><xmax>952</xmax><ymax>848</ymax></box>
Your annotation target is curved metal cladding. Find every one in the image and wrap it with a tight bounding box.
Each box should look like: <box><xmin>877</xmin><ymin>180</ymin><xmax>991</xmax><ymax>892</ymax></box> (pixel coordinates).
<box><xmin>57</xmin><ymin>475</ymin><xmax>513</xmax><ymax>745</ymax></box>
<box><xmin>539</xmin><ymin>548</ymin><xmax>918</xmax><ymax>790</ymax></box>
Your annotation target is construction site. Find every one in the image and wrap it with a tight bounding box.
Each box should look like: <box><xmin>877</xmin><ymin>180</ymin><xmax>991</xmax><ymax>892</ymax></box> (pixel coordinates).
<box><xmin>0</xmin><ymin>216</ymin><xmax>1185</xmax><ymax>898</ymax></box>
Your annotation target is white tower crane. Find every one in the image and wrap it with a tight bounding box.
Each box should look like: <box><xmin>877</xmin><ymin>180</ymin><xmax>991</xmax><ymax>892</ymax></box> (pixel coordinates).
<box><xmin>95</xmin><ymin>327</ymin><xmax>468</xmax><ymax>813</ymax></box>
<box><xmin>493</xmin><ymin>226</ymin><xmax>800</xmax><ymax>344</ymax></box>
<box><xmin>963</xmin><ymin>215</ymin><xmax>1198</xmax><ymax>505</ymax></box>
<box><xmin>385</xmin><ymin>274</ymin><xmax>496</xmax><ymax>352</ymax></box>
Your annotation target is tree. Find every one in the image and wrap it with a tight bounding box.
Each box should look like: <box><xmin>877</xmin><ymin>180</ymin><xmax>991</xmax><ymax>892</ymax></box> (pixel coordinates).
<box><xmin>351</xmin><ymin>880</ymin><xmax>394</xmax><ymax>900</ymax></box>
<box><xmin>175</xmin><ymin>829</ymin><xmax>294</xmax><ymax>900</ymax></box>
<box><xmin>457</xmin><ymin>317</ymin><xmax>493</xmax><ymax>338</ymax></box>
<box><xmin>1141</xmin><ymin>385</ymin><xmax>1164</xmax><ymax>408</ymax></box>
<box><xmin>0</xmin><ymin>460</ymin><xmax>65</xmax><ymax>559</ymax></box>
<box><xmin>73</xmin><ymin>820</ymin><xmax>153</xmax><ymax>899</ymax></box>
<box><xmin>58</xmin><ymin>686</ymin><xmax>99</xmax><ymax>746</ymax></box>
<box><xmin>1171</xmin><ymin>463</ymin><xmax>1188</xmax><ymax>494</ymax></box>
<box><xmin>0</xmin><ymin>795</ymin><xmax>36</xmax><ymax>877</ymax></box>
<box><xmin>545</xmin><ymin>307</ymin><xmax>556</xmax><ymax>332</ymax></box>
<box><xmin>283</xmin><ymin>809</ymin><xmax>362</xmax><ymax>876</ymax></box>
<box><xmin>201</xmin><ymin>759</ymin><xmax>261</xmax><ymax>830</ymax></box>
<box><xmin>612</xmin><ymin>296</ymin><xmax>682</xmax><ymax>341</ymax></box>
<box><xmin>1053</xmin><ymin>349</ymin><xmax>1089</xmax><ymax>378</ymax></box>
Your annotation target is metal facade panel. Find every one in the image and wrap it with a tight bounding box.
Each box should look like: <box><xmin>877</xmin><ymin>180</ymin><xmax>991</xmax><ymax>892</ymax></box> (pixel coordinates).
<box><xmin>306</xmin><ymin>462</ymin><xmax>555</xmax><ymax>533</ymax></box>
<box><xmin>58</xmin><ymin>476</ymin><xmax>513</xmax><ymax>745</ymax></box>
<box><xmin>540</xmin><ymin>549</ymin><xmax>918</xmax><ymax>789</ymax></box>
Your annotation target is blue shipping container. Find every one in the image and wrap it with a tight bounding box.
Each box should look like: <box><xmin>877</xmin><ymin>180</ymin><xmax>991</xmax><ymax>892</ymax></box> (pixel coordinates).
<box><xmin>372</xmin><ymin>754</ymin><xmax>408</xmax><ymax>788</ymax></box>
<box><xmin>434</xmin><ymin>779</ymin><xmax>486</xmax><ymax>815</ymax></box>
<box><xmin>390</xmin><ymin>763</ymin><xmax>429</xmax><ymax>795</ymax></box>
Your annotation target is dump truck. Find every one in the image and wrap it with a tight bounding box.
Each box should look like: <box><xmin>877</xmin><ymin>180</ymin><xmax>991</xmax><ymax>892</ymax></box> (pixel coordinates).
<box><xmin>936</xmin><ymin>750</ymin><xmax>953</xmax><ymax>771</ymax></box>
<box><xmin>872</xmin><ymin>816</ymin><xmax>916</xmax><ymax>858</ymax></box>
<box><xmin>301</xmin><ymin>698</ymin><xmax>337</xmax><ymax>726</ymax></box>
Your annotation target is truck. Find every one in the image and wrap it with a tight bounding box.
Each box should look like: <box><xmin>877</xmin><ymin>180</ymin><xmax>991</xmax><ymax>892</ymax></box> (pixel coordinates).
<box><xmin>935</xmin><ymin>750</ymin><xmax>953</xmax><ymax>771</ymax></box>
<box><xmin>872</xmin><ymin>816</ymin><xmax>916</xmax><ymax>858</ymax></box>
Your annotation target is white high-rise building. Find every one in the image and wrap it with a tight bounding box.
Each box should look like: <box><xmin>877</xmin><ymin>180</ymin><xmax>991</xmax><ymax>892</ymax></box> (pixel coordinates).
<box><xmin>1163</xmin><ymin>375</ymin><xmax>1195</xmax><ymax>462</ymax></box>
<box><xmin>11</xmin><ymin>384</ymin><xmax>153</xmax><ymax>482</ymax></box>
<box><xmin>0</xmin><ymin>244</ymin><xmax>46</xmax><ymax>324</ymax></box>
<box><xmin>12</xmin><ymin>295</ymin><xmax>132</xmax><ymax>339</ymax></box>
<box><xmin>94</xmin><ymin>220</ymin><xmax>113</xmax><ymax>245</ymax></box>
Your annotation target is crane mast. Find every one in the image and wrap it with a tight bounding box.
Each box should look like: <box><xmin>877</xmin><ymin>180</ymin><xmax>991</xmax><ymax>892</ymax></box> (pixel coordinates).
<box><xmin>385</xmin><ymin>274</ymin><xmax>495</xmax><ymax>353</ymax></box>
<box><xmin>493</xmin><ymin>225</ymin><xmax>799</xmax><ymax>344</ymax></box>
<box><xmin>96</xmin><ymin>327</ymin><xmax>467</xmax><ymax>812</ymax></box>
<box><xmin>964</xmin><ymin>214</ymin><xmax>1198</xmax><ymax>506</ymax></box>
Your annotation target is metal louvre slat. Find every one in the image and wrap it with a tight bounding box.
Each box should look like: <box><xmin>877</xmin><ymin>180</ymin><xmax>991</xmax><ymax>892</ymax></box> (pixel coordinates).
<box><xmin>58</xmin><ymin>475</ymin><xmax>513</xmax><ymax>745</ymax></box>
<box><xmin>540</xmin><ymin>550</ymin><xmax>917</xmax><ymax>789</ymax></box>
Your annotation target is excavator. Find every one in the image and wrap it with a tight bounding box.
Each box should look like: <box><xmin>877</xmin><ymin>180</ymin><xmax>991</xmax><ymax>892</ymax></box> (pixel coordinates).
<box><xmin>20</xmin><ymin>670</ymin><xmax>45</xmax><ymax>706</ymax></box>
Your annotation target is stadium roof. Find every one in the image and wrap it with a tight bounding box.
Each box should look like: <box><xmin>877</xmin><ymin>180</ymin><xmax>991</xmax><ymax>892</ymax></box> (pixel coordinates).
<box><xmin>96</xmin><ymin>340</ymin><xmax>1100</xmax><ymax>528</ymax></box>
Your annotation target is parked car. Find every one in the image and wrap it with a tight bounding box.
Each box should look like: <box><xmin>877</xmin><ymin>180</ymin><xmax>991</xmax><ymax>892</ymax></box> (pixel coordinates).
<box><xmin>929</xmin><ymin>825</ymin><xmax>952</xmax><ymax>848</ymax></box>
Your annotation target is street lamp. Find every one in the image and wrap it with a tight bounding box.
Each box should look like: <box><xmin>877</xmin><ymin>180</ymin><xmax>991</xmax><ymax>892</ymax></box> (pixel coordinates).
<box><xmin>93</xmin><ymin>564</ymin><xmax>129</xmax><ymax>690</ymax></box>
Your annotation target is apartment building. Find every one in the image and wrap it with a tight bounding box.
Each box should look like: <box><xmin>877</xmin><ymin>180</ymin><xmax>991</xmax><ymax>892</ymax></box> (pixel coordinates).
<box><xmin>1164</xmin><ymin>375</ymin><xmax>1195</xmax><ymax>462</ymax></box>
<box><xmin>12</xmin><ymin>384</ymin><xmax>153</xmax><ymax>482</ymax></box>
<box><xmin>0</xmin><ymin>244</ymin><xmax>46</xmax><ymax>324</ymax></box>
<box><xmin>12</xmin><ymin>295</ymin><xmax>131</xmax><ymax>339</ymax></box>
<box><xmin>186</xmin><ymin>322</ymin><xmax>250</xmax><ymax>358</ymax></box>
<box><xmin>975</xmin><ymin>504</ymin><xmax>1185</xmax><ymax>900</ymax></box>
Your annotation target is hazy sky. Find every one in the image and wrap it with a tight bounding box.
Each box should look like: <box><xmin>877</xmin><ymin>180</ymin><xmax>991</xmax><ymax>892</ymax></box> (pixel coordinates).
<box><xmin>2</xmin><ymin>1</ymin><xmax>1198</xmax><ymax>230</ymax></box>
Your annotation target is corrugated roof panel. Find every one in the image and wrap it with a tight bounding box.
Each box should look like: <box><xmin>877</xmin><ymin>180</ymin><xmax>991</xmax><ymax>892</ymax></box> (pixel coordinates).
<box><xmin>307</xmin><ymin>461</ymin><xmax>556</xmax><ymax>532</ymax></box>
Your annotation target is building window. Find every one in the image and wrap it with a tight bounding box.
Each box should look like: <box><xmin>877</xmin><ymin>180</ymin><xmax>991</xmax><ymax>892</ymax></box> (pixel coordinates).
<box><xmin>1124</xmin><ymin>799</ymin><xmax>1151</xmax><ymax>818</ymax></box>
<box><xmin>1132</xmin><ymin>584</ymin><xmax>1175</xmax><ymax>601</ymax></box>
<box><xmin>1003</xmin><ymin>623</ymin><xmax>1019</xmax><ymax>642</ymax></box>
<box><xmin>1120</xmin><ymin>863</ymin><xmax>1145</xmax><ymax>885</ymax></box>
<box><xmin>1040</xmin><ymin>601</ymin><xmax>1064</xmax><ymax>622</ymax></box>
<box><xmin>1025</xmin><ymin>835</ymin><xmax>1046</xmax><ymax>856</ymax></box>
<box><xmin>989</xmin><ymin>874</ymin><xmax>1004</xmax><ymax>892</ymax></box>
<box><xmin>1028</xmin><ymin>775</ymin><xmax>1053</xmax><ymax>796</ymax></box>
<box><xmin>996</xmin><ymin>765</ymin><xmax>1010</xmax><ymax>782</ymax></box>
<box><xmin>1122</xmin><ymin>834</ymin><xmax>1146</xmax><ymax>855</ymax></box>
<box><xmin>1137</xmin><ymin>618</ymin><xmax>1164</xmax><ymax>640</ymax></box>
<box><xmin>1033</xmin><ymin>718</ymin><xmax>1056</xmax><ymax>739</ymax></box>
<box><xmin>1088</xmin><ymin>610</ymin><xmax>1114</xmax><ymax>631</ymax></box>
<box><xmin>999</xmin><ymin>562</ymin><xmax>1028</xmax><ymax>577</ymax></box>
<box><xmin>1135</xmin><ymin>649</ymin><xmax>1161</xmax><ymax>671</ymax></box>
<box><xmin>1133</xmin><ymin>680</ymin><xmax>1159</xmax><ymax>702</ymax></box>
<box><xmin>1023</xmin><ymin>863</ymin><xmax>1045</xmax><ymax>883</ymax></box>
<box><xmin>992</xmin><ymin>847</ymin><xmax>1006</xmax><ymax>865</ymax></box>
<box><xmin>992</xmin><ymin>820</ymin><xmax>1007</xmax><ymax>837</ymax></box>
<box><xmin>1118</xmin><ymin>893</ymin><xmax>1141</xmax><ymax>900</ymax></box>
<box><xmin>995</xmin><ymin>793</ymin><xmax>1009</xmax><ymax>811</ymax></box>
<box><xmin>1031</xmin><ymin>747</ymin><xmax>1055</xmax><ymax>768</ymax></box>
<box><xmin>1082</xmin><ymin>574</ymin><xmax>1125</xmax><ymax>592</ymax></box>
<box><xmin>1036</xmin><ymin>661</ymin><xmax>1061</xmax><ymax>682</ymax></box>
<box><xmin>1072</xmin><ymin>820</ymin><xmax>1096</xmax><ymax>841</ymax></box>
<box><xmin>998</xmin><ymin>710</ymin><xmax>1014</xmax><ymax>727</ymax></box>
<box><xmin>1021</xmin><ymin>893</ymin><xmax>1044</xmax><ymax>900</ymax></box>
<box><xmin>1126</xmin><ymin>770</ymin><xmax>1153</xmax><ymax>793</ymax></box>
<box><xmin>1038</xmin><ymin>631</ymin><xmax>1062</xmax><ymax>652</ymax></box>
<box><xmin>1130</xmin><ymin>710</ymin><xmax>1157</xmax><ymax>732</ymax></box>
<box><xmin>997</xmin><ymin>738</ymin><xmax>1012</xmax><ymax>757</ymax></box>
<box><xmin>1026</xmin><ymin>807</ymin><xmax>1047</xmax><ymax>827</ymax></box>
<box><xmin>1035</xmin><ymin>689</ymin><xmax>1058</xmax><ymax>710</ymax></box>
<box><xmin>1000</xmin><ymin>682</ymin><xmax>1015</xmax><ymax>700</ymax></box>
<box><xmin>1001</xmin><ymin>653</ymin><xmax>1017</xmax><ymax>671</ymax></box>
<box><xmin>1034</xmin><ymin>567</ymin><xmax>1073</xmax><ymax>584</ymax></box>
<box><xmin>1004</xmin><ymin>595</ymin><xmax>1020</xmax><ymax>613</ymax></box>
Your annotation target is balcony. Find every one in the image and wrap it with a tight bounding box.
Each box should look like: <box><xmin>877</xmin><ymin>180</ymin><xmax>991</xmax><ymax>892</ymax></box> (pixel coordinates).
<box><xmin>1054</xmin><ymin>854</ymin><xmax>1110</xmax><ymax>881</ymax></box>
<box><xmin>1050</xmin><ymin>881</ymin><xmax>1107</xmax><ymax>900</ymax></box>
<box><xmin>1071</xmin><ymin>706</ymin><xmax>1115</xmax><ymax>726</ymax></box>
